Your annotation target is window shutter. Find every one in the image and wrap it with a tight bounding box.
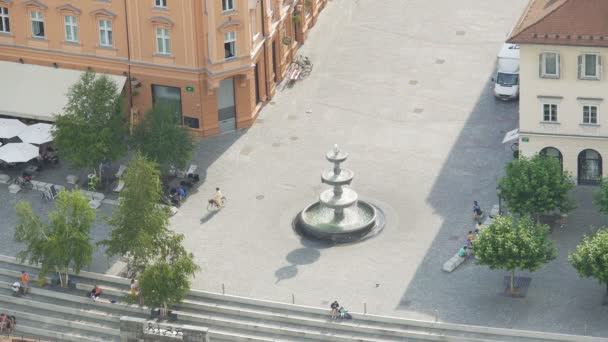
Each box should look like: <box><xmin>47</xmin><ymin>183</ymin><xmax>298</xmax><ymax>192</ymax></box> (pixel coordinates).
<box><xmin>598</xmin><ymin>55</ymin><xmax>602</xmax><ymax>80</ymax></box>
<box><xmin>557</xmin><ymin>53</ymin><xmax>561</xmax><ymax>78</ymax></box>
<box><xmin>539</xmin><ymin>54</ymin><xmax>543</xmax><ymax>77</ymax></box>
<box><xmin>578</xmin><ymin>55</ymin><xmax>583</xmax><ymax>79</ymax></box>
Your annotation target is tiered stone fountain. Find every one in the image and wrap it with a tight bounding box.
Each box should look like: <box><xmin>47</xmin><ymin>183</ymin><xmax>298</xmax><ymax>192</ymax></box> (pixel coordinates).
<box><xmin>295</xmin><ymin>145</ymin><xmax>384</xmax><ymax>243</ymax></box>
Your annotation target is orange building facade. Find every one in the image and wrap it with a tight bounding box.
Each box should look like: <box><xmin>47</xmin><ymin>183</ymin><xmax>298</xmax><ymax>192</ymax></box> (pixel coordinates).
<box><xmin>0</xmin><ymin>0</ymin><xmax>327</xmax><ymax>136</ymax></box>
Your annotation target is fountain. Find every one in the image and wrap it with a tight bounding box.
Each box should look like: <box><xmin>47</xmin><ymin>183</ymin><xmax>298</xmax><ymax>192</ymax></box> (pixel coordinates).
<box><xmin>295</xmin><ymin>145</ymin><xmax>384</xmax><ymax>243</ymax></box>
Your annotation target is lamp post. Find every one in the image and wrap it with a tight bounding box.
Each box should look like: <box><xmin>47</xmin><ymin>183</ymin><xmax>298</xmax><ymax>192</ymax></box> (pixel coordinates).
<box><xmin>496</xmin><ymin>185</ymin><xmax>503</xmax><ymax>216</ymax></box>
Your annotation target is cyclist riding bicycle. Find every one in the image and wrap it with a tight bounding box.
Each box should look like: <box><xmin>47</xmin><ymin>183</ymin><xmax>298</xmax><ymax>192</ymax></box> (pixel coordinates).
<box><xmin>213</xmin><ymin>187</ymin><xmax>224</xmax><ymax>208</ymax></box>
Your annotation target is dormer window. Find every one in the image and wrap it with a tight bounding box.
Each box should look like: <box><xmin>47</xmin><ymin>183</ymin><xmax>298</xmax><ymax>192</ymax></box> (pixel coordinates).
<box><xmin>155</xmin><ymin>0</ymin><xmax>167</xmax><ymax>8</ymax></box>
<box><xmin>0</xmin><ymin>7</ymin><xmax>9</xmax><ymax>33</ymax></box>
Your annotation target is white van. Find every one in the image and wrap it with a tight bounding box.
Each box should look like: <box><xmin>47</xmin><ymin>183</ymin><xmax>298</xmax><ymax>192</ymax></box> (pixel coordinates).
<box><xmin>493</xmin><ymin>43</ymin><xmax>520</xmax><ymax>101</ymax></box>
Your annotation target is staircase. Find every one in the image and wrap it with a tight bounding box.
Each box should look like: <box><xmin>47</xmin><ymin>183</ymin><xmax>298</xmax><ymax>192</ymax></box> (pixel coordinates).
<box><xmin>0</xmin><ymin>255</ymin><xmax>605</xmax><ymax>342</ymax></box>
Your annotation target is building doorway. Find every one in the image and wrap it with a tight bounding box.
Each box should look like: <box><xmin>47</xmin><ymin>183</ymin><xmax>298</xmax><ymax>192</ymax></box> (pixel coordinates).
<box><xmin>578</xmin><ymin>149</ymin><xmax>602</xmax><ymax>185</ymax></box>
<box><xmin>217</xmin><ymin>77</ymin><xmax>236</xmax><ymax>133</ymax></box>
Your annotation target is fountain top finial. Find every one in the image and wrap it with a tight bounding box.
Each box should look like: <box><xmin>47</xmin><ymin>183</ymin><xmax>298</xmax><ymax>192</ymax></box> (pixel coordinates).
<box><xmin>326</xmin><ymin>144</ymin><xmax>348</xmax><ymax>163</ymax></box>
<box><xmin>333</xmin><ymin>144</ymin><xmax>340</xmax><ymax>155</ymax></box>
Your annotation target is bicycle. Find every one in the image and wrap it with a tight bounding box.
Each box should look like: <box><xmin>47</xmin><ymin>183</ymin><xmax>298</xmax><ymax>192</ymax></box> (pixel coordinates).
<box><xmin>207</xmin><ymin>197</ymin><xmax>227</xmax><ymax>212</ymax></box>
<box><xmin>510</xmin><ymin>142</ymin><xmax>519</xmax><ymax>152</ymax></box>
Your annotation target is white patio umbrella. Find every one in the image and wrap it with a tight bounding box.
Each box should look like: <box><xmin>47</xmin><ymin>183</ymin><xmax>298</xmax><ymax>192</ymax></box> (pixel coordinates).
<box><xmin>18</xmin><ymin>123</ymin><xmax>54</xmax><ymax>145</ymax></box>
<box><xmin>502</xmin><ymin>128</ymin><xmax>519</xmax><ymax>144</ymax></box>
<box><xmin>0</xmin><ymin>118</ymin><xmax>27</xmax><ymax>139</ymax></box>
<box><xmin>0</xmin><ymin>143</ymin><xmax>40</xmax><ymax>163</ymax></box>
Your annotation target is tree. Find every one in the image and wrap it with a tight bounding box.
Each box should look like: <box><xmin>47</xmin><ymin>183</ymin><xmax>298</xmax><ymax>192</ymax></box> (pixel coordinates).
<box><xmin>593</xmin><ymin>178</ymin><xmax>608</xmax><ymax>216</ymax></box>
<box><xmin>52</xmin><ymin>71</ymin><xmax>127</xmax><ymax>175</ymax></box>
<box><xmin>569</xmin><ymin>228</ymin><xmax>608</xmax><ymax>297</ymax></box>
<box><xmin>99</xmin><ymin>152</ymin><xmax>170</xmax><ymax>274</ymax></box>
<box><xmin>138</xmin><ymin>233</ymin><xmax>199</xmax><ymax>316</ymax></box>
<box><xmin>131</xmin><ymin>104</ymin><xmax>194</xmax><ymax>174</ymax></box>
<box><xmin>498</xmin><ymin>154</ymin><xmax>575</xmax><ymax>221</ymax></box>
<box><xmin>474</xmin><ymin>216</ymin><xmax>556</xmax><ymax>293</ymax></box>
<box><xmin>14</xmin><ymin>190</ymin><xmax>95</xmax><ymax>287</ymax></box>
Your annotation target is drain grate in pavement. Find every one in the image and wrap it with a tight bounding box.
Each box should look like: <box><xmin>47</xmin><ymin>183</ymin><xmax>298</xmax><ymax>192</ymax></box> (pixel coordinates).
<box><xmin>409</xmin><ymin>80</ymin><xmax>418</xmax><ymax>85</ymax></box>
<box><xmin>270</xmin><ymin>101</ymin><xmax>276</xmax><ymax>105</ymax></box>
<box><xmin>272</xmin><ymin>142</ymin><xmax>280</xmax><ymax>147</ymax></box>
<box><xmin>435</xmin><ymin>58</ymin><xmax>445</xmax><ymax>64</ymax></box>
<box><xmin>290</xmin><ymin>136</ymin><xmax>298</xmax><ymax>141</ymax></box>
<box><xmin>413</xmin><ymin>107</ymin><xmax>424</xmax><ymax>114</ymax></box>
<box><xmin>448</xmin><ymin>235</ymin><xmax>460</xmax><ymax>241</ymax></box>
<box><xmin>256</xmin><ymin>119</ymin><xmax>264</xmax><ymax>124</ymax></box>
<box><xmin>256</xmin><ymin>195</ymin><xmax>264</xmax><ymax>200</ymax></box>
<box><xmin>288</xmin><ymin>115</ymin><xmax>298</xmax><ymax>120</ymax></box>
<box><xmin>456</xmin><ymin>30</ymin><xmax>466</xmax><ymax>36</ymax></box>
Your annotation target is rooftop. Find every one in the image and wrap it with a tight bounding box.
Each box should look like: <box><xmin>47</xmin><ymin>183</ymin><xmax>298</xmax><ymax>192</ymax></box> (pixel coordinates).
<box><xmin>508</xmin><ymin>0</ymin><xmax>608</xmax><ymax>47</ymax></box>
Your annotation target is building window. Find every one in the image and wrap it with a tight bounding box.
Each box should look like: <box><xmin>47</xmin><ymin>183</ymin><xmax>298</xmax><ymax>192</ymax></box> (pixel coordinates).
<box><xmin>64</xmin><ymin>16</ymin><xmax>78</xmax><ymax>42</ymax></box>
<box><xmin>155</xmin><ymin>0</ymin><xmax>167</xmax><ymax>8</ymax></box>
<box><xmin>0</xmin><ymin>7</ymin><xmax>9</xmax><ymax>33</ymax></box>
<box><xmin>152</xmin><ymin>85</ymin><xmax>182</xmax><ymax>121</ymax></box>
<box><xmin>99</xmin><ymin>19</ymin><xmax>113</xmax><ymax>47</ymax></box>
<box><xmin>543</xmin><ymin>103</ymin><xmax>557</xmax><ymax>122</ymax></box>
<box><xmin>540</xmin><ymin>52</ymin><xmax>559</xmax><ymax>78</ymax></box>
<box><xmin>583</xmin><ymin>105</ymin><xmax>598</xmax><ymax>124</ymax></box>
<box><xmin>183</xmin><ymin>117</ymin><xmax>200</xmax><ymax>129</ymax></box>
<box><xmin>222</xmin><ymin>0</ymin><xmax>234</xmax><ymax>12</ymax></box>
<box><xmin>579</xmin><ymin>53</ymin><xmax>601</xmax><ymax>80</ymax></box>
<box><xmin>156</xmin><ymin>28</ymin><xmax>171</xmax><ymax>54</ymax></box>
<box><xmin>224</xmin><ymin>31</ymin><xmax>236</xmax><ymax>59</ymax></box>
<box><xmin>31</xmin><ymin>11</ymin><xmax>44</xmax><ymax>38</ymax></box>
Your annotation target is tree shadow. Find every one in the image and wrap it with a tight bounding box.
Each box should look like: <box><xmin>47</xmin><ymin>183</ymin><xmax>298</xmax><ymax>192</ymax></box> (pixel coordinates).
<box><xmin>275</xmin><ymin>247</ymin><xmax>321</xmax><ymax>284</ymax></box>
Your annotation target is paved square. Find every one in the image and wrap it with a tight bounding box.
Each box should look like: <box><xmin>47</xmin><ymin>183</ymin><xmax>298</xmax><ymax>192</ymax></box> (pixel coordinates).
<box><xmin>2</xmin><ymin>0</ymin><xmax>608</xmax><ymax>337</ymax></box>
<box><xmin>170</xmin><ymin>0</ymin><xmax>605</xmax><ymax>337</ymax></box>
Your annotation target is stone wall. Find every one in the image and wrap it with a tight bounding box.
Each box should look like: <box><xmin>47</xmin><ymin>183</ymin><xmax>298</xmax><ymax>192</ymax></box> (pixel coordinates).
<box><xmin>120</xmin><ymin>317</ymin><xmax>209</xmax><ymax>342</ymax></box>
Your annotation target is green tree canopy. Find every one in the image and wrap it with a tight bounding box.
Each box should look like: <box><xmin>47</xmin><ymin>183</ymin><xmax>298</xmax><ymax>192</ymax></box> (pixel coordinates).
<box><xmin>14</xmin><ymin>190</ymin><xmax>95</xmax><ymax>287</ymax></box>
<box><xmin>569</xmin><ymin>228</ymin><xmax>608</xmax><ymax>295</ymax></box>
<box><xmin>474</xmin><ymin>215</ymin><xmax>556</xmax><ymax>293</ymax></box>
<box><xmin>593</xmin><ymin>178</ymin><xmax>608</xmax><ymax>216</ymax></box>
<box><xmin>99</xmin><ymin>152</ymin><xmax>170</xmax><ymax>273</ymax></box>
<box><xmin>498</xmin><ymin>154</ymin><xmax>575</xmax><ymax>220</ymax></box>
<box><xmin>138</xmin><ymin>233</ymin><xmax>199</xmax><ymax>314</ymax></box>
<box><xmin>52</xmin><ymin>71</ymin><xmax>127</xmax><ymax>173</ymax></box>
<box><xmin>131</xmin><ymin>104</ymin><xmax>194</xmax><ymax>174</ymax></box>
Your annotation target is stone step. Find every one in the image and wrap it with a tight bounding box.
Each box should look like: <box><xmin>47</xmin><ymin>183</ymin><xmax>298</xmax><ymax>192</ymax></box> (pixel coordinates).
<box><xmin>0</xmin><ymin>304</ymin><xmax>119</xmax><ymax>336</ymax></box>
<box><xmin>14</xmin><ymin>317</ymin><xmax>118</xmax><ymax>341</ymax></box>
<box><xmin>175</xmin><ymin>299</ymin><xmax>443</xmax><ymax>341</ymax></box>
<box><xmin>0</xmin><ymin>292</ymin><xmax>120</xmax><ymax>324</ymax></box>
<box><xmin>0</xmin><ymin>256</ymin><xmax>606</xmax><ymax>342</ymax></box>
<box><xmin>12</xmin><ymin>322</ymin><xmax>107</xmax><ymax>342</ymax></box>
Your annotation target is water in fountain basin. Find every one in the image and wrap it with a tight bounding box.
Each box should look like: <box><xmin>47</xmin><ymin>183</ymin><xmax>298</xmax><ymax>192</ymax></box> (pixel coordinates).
<box><xmin>301</xmin><ymin>203</ymin><xmax>374</xmax><ymax>232</ymax></box>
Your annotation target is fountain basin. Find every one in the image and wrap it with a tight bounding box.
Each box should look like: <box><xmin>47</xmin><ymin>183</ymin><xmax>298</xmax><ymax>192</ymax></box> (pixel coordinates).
<box><xmin>296</xmin><ymin>200</ymin><xmax>381</xmax><ymax>243</ymax></box>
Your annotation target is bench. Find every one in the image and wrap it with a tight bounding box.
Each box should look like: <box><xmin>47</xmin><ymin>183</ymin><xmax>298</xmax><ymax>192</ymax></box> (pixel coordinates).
<box><xmin>114</xmin><ymin>164</ymin><xmax>126</xmax><ymax>179</ymax></box>
<box><xmin>442</xmin><ymin>254</ymin><xmax>466</xmax><ymax>272</ymax></box>
<box><xmin>0</xmin><ymin>173</ymin><xmax>10</xmax><ymax>184</ymax></box>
